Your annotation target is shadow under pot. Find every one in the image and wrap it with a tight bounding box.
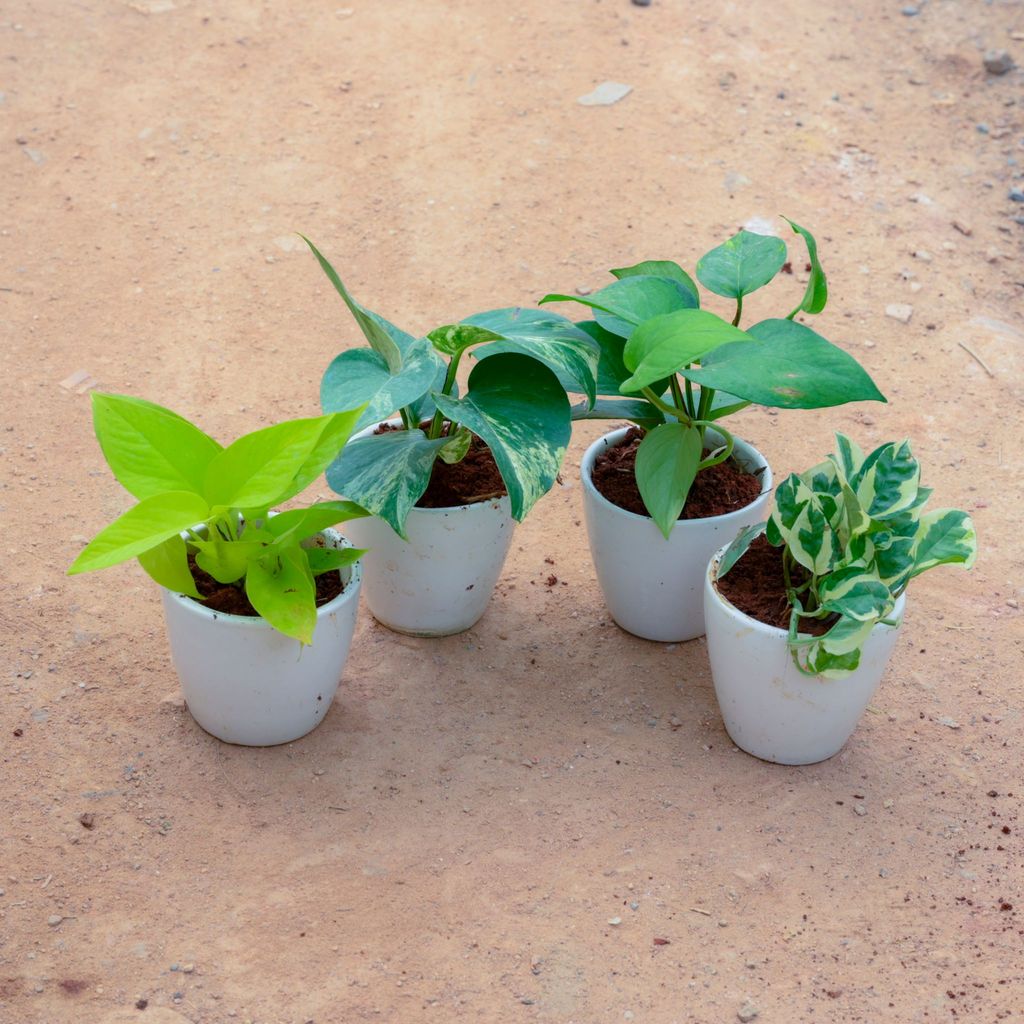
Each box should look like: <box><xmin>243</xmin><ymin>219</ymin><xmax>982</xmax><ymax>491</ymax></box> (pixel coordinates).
<box><xmin>580</xmin><ymin>426</ymin><xmax>772</xmax><ymax>643</ymax></box>
<box><xmin>704</xmin><ymin>544</ymin><xmax>905</xmax><ymax>765</ymax></box>
<box><xmin>341</xmin><ymin>421</ymin><xmax>516</xmax><ymax>638</ymax></box>
<box><xmin>161</xmin><ymin>528</ymin><xmax>362</xmax><ymax>747</ymax></box>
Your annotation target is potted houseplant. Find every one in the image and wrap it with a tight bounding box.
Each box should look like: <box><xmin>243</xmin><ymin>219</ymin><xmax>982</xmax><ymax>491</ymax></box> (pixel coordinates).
<box><xmin>68</xmin><ymin>393</ymin><xmax>368</xmax><ymax>746</ymax></box>
<box><xmin>540</xmin><ymin>220</ymin><xmax>886</xmax><ymax>642</ymax></box>
<box><xmin>302</xmin><ymin>237</ymin><xmax>599</xmax><ymax>637</ymax></box>
<box><xmin>705</xmin><ymin>433</ymin><xmax>977</xmax><ymax>764</ymax></box>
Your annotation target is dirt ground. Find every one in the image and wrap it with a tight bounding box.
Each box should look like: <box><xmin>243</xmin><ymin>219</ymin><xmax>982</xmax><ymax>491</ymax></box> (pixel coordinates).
<box><xmin>2</xmin><ymin>1</ymin><xmax>1023</xmax><ymax>1022</ymax></box>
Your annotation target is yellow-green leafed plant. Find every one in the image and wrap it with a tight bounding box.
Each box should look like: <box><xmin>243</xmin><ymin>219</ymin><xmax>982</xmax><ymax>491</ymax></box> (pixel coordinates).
<box><xmin>68</xmin><ymin>394</ymin><xmax>368</xmax><ymax>643</ymax></box>
<box><xmin>718</xmin><ymin>433</ymin><xmax>977</xmax><ymax>677</ymax></box>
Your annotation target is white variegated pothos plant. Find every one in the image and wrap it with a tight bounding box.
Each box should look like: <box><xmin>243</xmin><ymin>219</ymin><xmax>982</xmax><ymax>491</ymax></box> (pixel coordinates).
<box><xmin>302</xmin><ymin>237</ymin><xmax>600</xmax><ymax>538</ymax></box>
<box><xmin>718</xmin><ymin>433</ymin><xmax>978</xmax><ymax>678</ymax></box>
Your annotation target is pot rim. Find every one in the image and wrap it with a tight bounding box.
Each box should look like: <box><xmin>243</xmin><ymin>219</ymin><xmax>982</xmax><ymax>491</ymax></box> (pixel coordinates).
<box><xmin>580</xmin><ymin>425</ymin><xmax>773</xmax><ymax>528</ymax></box>
<box><xmin>350</xmin><ymin>417</ymin><xmax>512</xmax><ymax>516</ymax></box>
<box><xmin>163</xmin><ymin>527</ymin><xmax>362</xmax><ymax>629</ymax></box>
<box><xmin>705</xmin><ymin>542</ymin><xmax>906</xmax><ymax>642</ymax></box>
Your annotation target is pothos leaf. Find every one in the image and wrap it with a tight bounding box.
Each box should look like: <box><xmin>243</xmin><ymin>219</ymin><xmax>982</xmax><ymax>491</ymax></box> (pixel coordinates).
<box><xmin>695</xmin><ymin>230</ymin><xmax>787</xmax><ymax>300</ymax></box>
<box><xmin>634</xmin><ymin>422</ymin><xmax>703</xmax><ymax>539</ymax></box>
<box><xmin>717</xmin><ymin>522</ymin><xmax>767</xmax><ymax>579</ymax></box>
<box><xmin>431</xmin><ymin>353</ymin><xmax>570</xmax><ymax>522</ymax></box>
<box><xmin>783</xmin><ymin>217</ymin><xmax>828</xmax><ymax>317</ymax></box>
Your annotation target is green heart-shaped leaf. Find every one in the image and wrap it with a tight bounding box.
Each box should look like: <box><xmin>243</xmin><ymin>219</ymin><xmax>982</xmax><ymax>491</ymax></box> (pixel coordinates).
<box><xmin>634</xmin><ymin>422</ymin><xmax>703</xmax><ymax>538</ymax></box>
<box><xmin>541</xmin><ymin>275</ymin><xmax>698</xmax><ymax>338</ymax></box>
<box><xmin>783</xmin><ymin>217</ymin><xmax>828</xmax><ymax>317</ymax></box>
<box><xmin>620</xmin><ymin>309</ymin><xmax>750</xmax><ymax>393</ymax></box>
<box><xmin>69</xmin><ymin>491</ymin><xmax>211</xmax><ymax>574</ymax></box>
<box><xmin>610</xmin><ymin>260</ymin><xmax>700</xmax><ymax>307</ymax></box>
<box><xmin>680</xmin><ymin>318</ymin><xmax>886</xmax><ymax>409</ymax></box>
<box><xmin>91</xmin><ymin>393</ymin><xmax>222</xmax><ymax>500</ymax></box>
<box><xmin>696</xmin><ymin>229</ymin><xmax>787</xmax><ymax>299</ymax></box>
<box><xmin>245</xmin><ymin>545</ymin><xmax>317</xmax><ymax>644</ymax></box>
<box><xmin>137</xmin><ymin>533</ymin><xmax>201</xmax><ymax>598</ymax></box>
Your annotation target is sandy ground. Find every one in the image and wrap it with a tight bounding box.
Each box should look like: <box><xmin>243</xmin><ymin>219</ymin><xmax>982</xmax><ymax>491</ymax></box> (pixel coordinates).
<box><xmin>2</xmin><ymin>1</ymin><xmax>1023</xmax><ymax>1022</ymax></box>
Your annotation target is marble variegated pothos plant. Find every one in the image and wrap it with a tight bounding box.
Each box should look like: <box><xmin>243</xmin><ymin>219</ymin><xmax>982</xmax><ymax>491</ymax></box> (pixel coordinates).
<box><xmin>302</xmin><ymin>237</ymin><xmax>601</xmax><ymax>538</ymax></box>
<box><xmin>718</xmin><ymin>433</ymin><xmax>978</xmax><ymax>678</ymax></box>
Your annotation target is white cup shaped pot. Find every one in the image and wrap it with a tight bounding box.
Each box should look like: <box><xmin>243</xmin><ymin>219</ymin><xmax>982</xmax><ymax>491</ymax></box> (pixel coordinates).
<box><xmin>580</xmin><ymin>426</ymin><xmax>772</xmax><ymax>642</ymax></box>
<box><xmin>704</xmin><ymin>546</ymin><xmax>905</xmax><ymax>765</ymax></box>
<box><xmin>341</xmin><ymin>421</ymin><xmax>516</xmax><ymax>637</ymax></box>
<box><xmin>161</xmin><ymin>529</ymin><xmax>362</xmax><ymax>746</ymax></box>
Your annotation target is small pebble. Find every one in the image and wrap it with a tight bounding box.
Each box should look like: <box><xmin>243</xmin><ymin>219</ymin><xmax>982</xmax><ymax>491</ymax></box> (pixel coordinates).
<box><xmin>1009</xmin><ymin>188</ymin><xmax>1024</xmax><ymax>203</ymax></box>
<box><xmin>901</xmin><ymin>5</ymin><xmax>919</xmax><ymax>15</ymax></box>
<box><xmin>47</xmin><ymin>914</ymin><xmax>63</xmax><ymax>927</ymax></box>
<box><xmin>738</xmin><ymin>1001</ymin><xmax>759</xmax><ymax>1022</ymax></box>
<box><xmin>631</xmin><ymin>0</ymin><xmax>652</xmax><ymax>6</ymax></box>
<box><xmin>853</xmin><ymin>803</ymin><xmax>868</xmax><ymax>817</ymax></box>
<box><xmin>885</xmin><ymin>303</ymin><xmax>914</xmax><ymax>323</ymax></box>
<box><xmin>983</xmin><ymin>50</ymin><xmax>1015</xmax><ymax>75</ymax></box>
<box><xmin>608</xmin><ymin>916</ymin><xmax>622</xmax><ymax>926</ymax></box>
<box><xmin>976</xmin><ymin>123</ymin><xmax>990</xmax><ymax>134</ymax></box>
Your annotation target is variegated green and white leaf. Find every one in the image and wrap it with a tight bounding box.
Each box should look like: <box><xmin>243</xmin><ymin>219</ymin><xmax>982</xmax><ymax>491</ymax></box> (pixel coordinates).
<box><xmin>908</xmin><ymin>508</ymin><xmax>977</xmax><ymax>579</ymax></box>
<box><xmin>770</xmin><ymin>474</ymin><xmax>838</xmax><ymax>574</ymax></box>
<box><xmin>465</xmin><ymin>307</ymin><xmax>600</xmax><ymax>406</ymax></box>
<box><xmin>432</xmin><ymin>353</ymin><xmax>570</xmax><ymax>522</ymax></box>
<box><xmin>428</xmin><ymin>323</ymin><xmax>504</xmax><ymax>357</ymax></box>
<box><xmin>818</xmin><ymin>566</ymin><xmax>895</xmax><ymax>622</ymax></box>
<box><xmin>855</xmin><ymin>439</ymin><xmax>920</xmax><ymax>518</ymax></box>
<box><xmin>803</xmin><ymin>642</ymin><xmax>864</xmax><ymax>679</ymax></box>
<box><xmin>817</xmin><ymin>613</ymin><xmax>878</xmax><ymax>657</ymax></box>
<box><xmin>320</xmin><ymin>338</ymin><xmax>443</xmax><ymax>430</ymax></box>
<box><xmin>832</xmin><ymin>433</ymin><xmax>864</xmax><ymax>483</ymax></box>
<box><xmin>301</xmin><ymin>236</ymin><xmax>416</xmax><ymax>373</ymax></box>
<box><xmin>438</xmin><ymin>425</ymin><xmax>472</xmax><ymax>465</ymax></box>
<box><xmin>717</xmin><ymin>522</ymin><xmax>767</xmax><ymax>579</ymax></box>
<box><xmin>325</xmin><ymin>429</ymin><xmax>449</xmax><ymax>539</ymax></box>
<box><xmin>800</xmin><ymin>458</ymin><xmax>840</xmax><ymax>498</ymax></box>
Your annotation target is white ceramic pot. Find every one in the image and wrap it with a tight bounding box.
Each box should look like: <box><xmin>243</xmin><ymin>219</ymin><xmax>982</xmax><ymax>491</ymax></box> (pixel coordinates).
<box><xmin>342</xmin><ymin>422</ymin><xmax>516</xmax><ymax>637</ymax></box>
<box><xmin>160</xmin><ymin>529</ymin><xmax>362</xmax><ymax>746</ymax></box>
<box><xmin>580</xmin><ymin>426</ymin><xmax>772</xmax><ymax>642</ymax></box>
<box><xmin>704</xmin><ymin>546</ymin><xmax>905</xmax><ymax>765</ymax></box>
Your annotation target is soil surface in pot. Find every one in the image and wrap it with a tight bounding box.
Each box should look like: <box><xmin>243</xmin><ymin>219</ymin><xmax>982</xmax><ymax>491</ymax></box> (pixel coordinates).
<box><xmin>377</xmin><ymin>424</ymin><xmax>508</xmax><ymax>508</ymax></box>
<box><xmin>591</xmin><ymin>427</ymin><xmax>764</xmax><ymax>519</ymax></box>
<box><xmin>186</xmin><ymin>556</ymin><xmax>345</xmax><ymax>617</ymax></box>
<box><xmin>715</xmin><ymin>534</ymin><xmax>834</xmax><ymax>635</ymax></box>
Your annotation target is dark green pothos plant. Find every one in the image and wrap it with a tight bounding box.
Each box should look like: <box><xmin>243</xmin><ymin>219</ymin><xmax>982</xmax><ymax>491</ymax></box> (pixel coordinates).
<box><xmin>303</xmin><ymin>238</ymin><xmax>601</xmax><ymax>538</ymax></box>
<box><xmin>541</xmin><ymin>220</ymin><xmax>886</xmax><ymax>538</ymax></box>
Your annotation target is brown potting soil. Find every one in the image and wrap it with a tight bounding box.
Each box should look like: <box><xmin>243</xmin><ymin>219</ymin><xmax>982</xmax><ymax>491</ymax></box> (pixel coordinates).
<box><xmin>715</xmin><ymin>534</ymin><xmax>834</xmax><ymax>635</ymax></box>
<box><xmin>591</xmin><ymin>427</ymin><xmax>764</xmax><ymax>520</ymax></box>
<box><xmin>375</xmin><ymin>422</ymin><xmax>508</xmax><ymax>508</ymax></box>
<box><xmin>186</xmin><ymin>556</ymin><xmax>344</xmax><ymax>617</ymax></box>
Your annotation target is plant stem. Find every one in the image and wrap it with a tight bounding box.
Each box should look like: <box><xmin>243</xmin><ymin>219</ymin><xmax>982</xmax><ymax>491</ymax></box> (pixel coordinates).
<box><xmin>427</xmin><ymin>352</ymin><xmax>463</xmax><ymax>440</ymax></box>
<box><xmin>732</xmin><ymin>296</ymin><xmax>743</xmax><ymax>327</ymax></box>
<box><xmin>669</xmin><ymin>375</ymin><xmax>688</xmax><ymax>417</ymax></box>
<box><xmin>641</xmin><ymin>386</ymin><xmax>688</xmax><ymax>423</ymax></box>
<box><xmin>683</xmin><ymin>378</ymin><xmax>696</xmax><ymax>419</ymax></box>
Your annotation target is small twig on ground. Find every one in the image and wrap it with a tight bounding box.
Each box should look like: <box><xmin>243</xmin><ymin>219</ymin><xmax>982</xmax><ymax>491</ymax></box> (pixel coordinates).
<box><xmin>958</xmin><ymin>341</ymin><xmax>995</xmax><ymax>378</ymax></box>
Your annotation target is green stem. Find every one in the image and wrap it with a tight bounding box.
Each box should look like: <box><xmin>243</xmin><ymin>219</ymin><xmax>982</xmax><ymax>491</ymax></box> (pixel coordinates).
<box><xmin>683</xmin><ymin>378</ymin><xmax>697</xmax><ymax>419</ymax></box>
<box><xmin>732</xmin><ymin>296</ymin><xmax>743</xmax><ymax>327</ymax></box>
<box><xmin>669</xmin><ymin>375</ymin><xmax>687</xmax><ymax>417</ymax></box>
<box><xmin>697</xmin><ymin>427</ymin><xmax>734</xmax><ymax>470</ymax></box>
<box><xmin>427</xmin><ymin>352</ymin><xmax>463</xmax><ymax>440</ymax></box>
<box><xmin>399</xmin><ymin>406</ymin><xmax>416</xmax><ymax>431</ymax></box>
<box><xmin>641</xmin><ymin>386</ymin><xmax>689</xmax><ymax>423</ymax></box>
